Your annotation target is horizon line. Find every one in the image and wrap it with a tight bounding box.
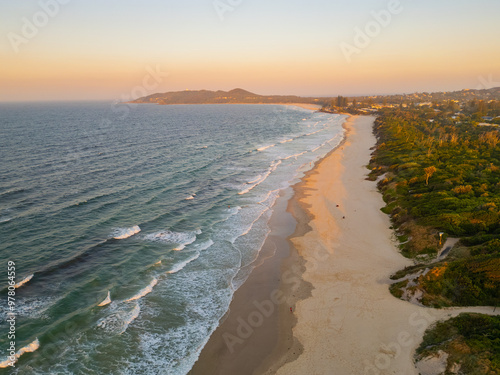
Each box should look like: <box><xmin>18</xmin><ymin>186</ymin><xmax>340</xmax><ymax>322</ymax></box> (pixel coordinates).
<box><xmin>1</xmin><ymin>86</ymin><xmax>498</xmax><ymax>104</ymax></box>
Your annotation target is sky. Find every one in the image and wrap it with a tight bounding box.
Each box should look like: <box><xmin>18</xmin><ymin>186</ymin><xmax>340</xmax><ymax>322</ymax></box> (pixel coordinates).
<box><xmin>1</xmin><ymin>0</ymin><xmax>499</xmax><ymax>101</ymax></box>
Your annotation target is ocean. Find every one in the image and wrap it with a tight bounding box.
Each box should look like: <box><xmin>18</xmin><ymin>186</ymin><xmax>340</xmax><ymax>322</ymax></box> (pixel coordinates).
<box><xmin>0</xmin><ymin>102</ymin><xmax>345</xmax><ymax>374</ymax></box>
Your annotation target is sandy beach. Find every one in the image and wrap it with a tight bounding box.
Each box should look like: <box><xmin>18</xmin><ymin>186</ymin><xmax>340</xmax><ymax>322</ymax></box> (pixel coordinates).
<box><xmin>266</xmin><ymin>115</ymin><xmax>498</xmax><ymax>375</ymax></box>
<box><xmin>189</xmin><ymin>114</ymin><xmax>498</xmax><ymax>375</ymax></box>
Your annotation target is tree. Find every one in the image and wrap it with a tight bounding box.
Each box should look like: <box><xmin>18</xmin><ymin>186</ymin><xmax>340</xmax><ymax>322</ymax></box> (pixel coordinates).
<box><xmin>424</xmin><ymin>166</ymin><xmax>437</xmax><ymax>185</ymax></box>
<box><xmin>336</xmin><ymin>95</ymin><xmax>348</xmax><ymax>108</ymax></box>
<box><xmin>478</xmin><ymin>100</ymin><xmax>486</xmax><ymax>115</ymax></box>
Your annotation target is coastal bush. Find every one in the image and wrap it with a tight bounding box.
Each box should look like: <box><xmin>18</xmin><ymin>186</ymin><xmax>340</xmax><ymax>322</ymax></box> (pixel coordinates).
<box><xmin>410</xmin><ymin>254</ymin><xmax>500</xmax><ymax>307</ymax></box>
<box><xmin>389</xmin><ymin>281</ymin><xmax>406</xmax><ymax>298</ymax></box>
<box><xmin>371</xmin><ymin>107</ymin><xmax>500</xmax><ymax>308</ymax></box>
<box><xmin>416</xmin><ymin>314</ymin><xmax>500</xmax><ymax>374</ymax></box>
<box><xmin>371</xmin><ymin>108</ymin><xmax>500</xmax><ymax>244</ymax></box>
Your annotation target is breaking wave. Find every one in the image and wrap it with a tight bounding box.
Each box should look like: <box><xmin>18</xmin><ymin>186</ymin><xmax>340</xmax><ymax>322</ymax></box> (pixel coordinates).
<box><xmin>112</xmin><ymin>225</ymin><xmax>141</xmax><ymax>240</ymax></box>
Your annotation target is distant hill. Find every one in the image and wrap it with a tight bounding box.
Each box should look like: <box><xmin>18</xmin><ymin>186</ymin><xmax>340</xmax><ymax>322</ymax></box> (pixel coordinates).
<box><xmin>129</xmin><ymin>88</ymin><xmax>325</xmax><ymax>105</ymax></box>
<box><xmin>130</xmin><ymin>87</ymin><xmax>500</xmax><ymax>106</ymax></box>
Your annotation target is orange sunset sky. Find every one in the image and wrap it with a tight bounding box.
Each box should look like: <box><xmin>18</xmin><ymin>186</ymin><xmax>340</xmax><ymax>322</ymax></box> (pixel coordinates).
<box><xmin>1</xmin><ymin>0</ymin><xmax>499</xmax><ymax>101</ymax></box>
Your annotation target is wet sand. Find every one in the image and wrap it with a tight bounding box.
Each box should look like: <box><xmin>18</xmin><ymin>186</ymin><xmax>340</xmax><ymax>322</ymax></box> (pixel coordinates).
<box><xmin>188</xmin><ymin>187</ymin><xmax>311</xmax><ymax>375</ymax></box>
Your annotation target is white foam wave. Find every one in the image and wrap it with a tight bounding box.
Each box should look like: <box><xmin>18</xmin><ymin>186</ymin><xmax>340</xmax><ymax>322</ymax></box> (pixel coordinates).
<box><xmin>312</xmin><ymin>134</ymin><xmax>342</xmax><ymax>153</ymax></box>
<box><xmin>283</xmin><ymin>151</ymin><xmax>308</xmax><ymax>160</ymax></box>
<box><xmin>280</xmin><ymin>138</ymin><xmax>294</xmax><ymax>144</ymax></box>
<box><xmin>229</xmin><ymin>206</ymin><xmax>242</xmax><ymax>215</ymax></box>
<box><xmin>0</xmin><ymin>338</ymin><xmax>40</xmax><ymax>368</ymax></box>
<box><xmin>194</xmin><ymin>239</ymin><xmax>214</xmax><ymax>252</ymax></box>
<box><xmin>258</xmin><ymin>189</ymin><xmax>280</xmax><ymax>206</ymax></box>
<box><xmin>247</xmin><ymin>175</ymin><xmax>263</xmax><ymax>184</ymax></box>
<box><xmin>145</xmin><ymin>229</ymin><xmax>201</xmax><ymax>250</ymax></box>
<box><xmin>0</xmin><ymin>217</ymin><xmax>12</xmax><ymax>224</ymax></box>
<box><xmin>304</xmin><ymin>129</ymin><xmax>323</xmax><ymax>137</ymax></box>
<box><xmin>0</xmin><ymin>297</ymin><xmax>57</xmax><ymax>320</ymax></box>
<box><xmin>122</xmin><ymin>303</ymin><xmax>141</xmax><ymax>333</ymax></box>
<box><xmin>98</xmin><ymin>291</ymin><xmax>111</xmax><ymax>307</ymax></box>
<box><xmin>14</xmin><ymin>274</ymin><xmax>33</xmax><ymax>289</ymax></box>
<box><xmin>125</xmin><ymin>278</ymin><xmax>158</xmax><ymax>302</ymax></box>
<box><xmin>239</xmin><ymin>160</ymin><xmax>281</xmax><ymax>195</ymax></box>
<box><xmin>113</xmin><ymin>225</ymin><xmax>141</xmax><ymax>240</ymax></box>
<box><xmin>326</xmin><ymin>134</ymin><xmax>341</xmax><ymax>144</ymax></box>
<box><xmin>167</xmin><ymin>252</ymin><xmax>200</xmax><ymax>274</ymax></box>
<box><xmin>256</xmin><ymin>144</ymin><xmax>276</xmax><ymax>152</ymax></box>
<box><xmin>97</xmin><ymin>303</ymin><xmax>140</xmax><ymax>335</ymax></box>
<box><xmin>238</xmin><ymin>207</ymin><xmax>271</xmax><ymax>238</ymax></box>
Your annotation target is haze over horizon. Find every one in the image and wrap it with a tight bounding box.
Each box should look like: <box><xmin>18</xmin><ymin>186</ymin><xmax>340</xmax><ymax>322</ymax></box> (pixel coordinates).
<box><xmin>1</xmin><ymin>0</ymin><xmax>499</xmax><ymax>102</ymax></box>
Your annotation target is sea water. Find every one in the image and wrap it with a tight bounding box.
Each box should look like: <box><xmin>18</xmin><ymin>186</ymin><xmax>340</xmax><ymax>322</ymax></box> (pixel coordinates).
<box><xmin>0</xmin><ymin>102</ymin><xmax>345</xmax><ymax>374</ymax></box>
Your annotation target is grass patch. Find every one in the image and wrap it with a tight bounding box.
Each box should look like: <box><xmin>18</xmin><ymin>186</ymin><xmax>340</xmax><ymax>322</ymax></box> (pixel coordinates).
<box><xmin>389</xmin><ymin>280</ymin><xmax>407</xmax><ymax>299</ymax></box>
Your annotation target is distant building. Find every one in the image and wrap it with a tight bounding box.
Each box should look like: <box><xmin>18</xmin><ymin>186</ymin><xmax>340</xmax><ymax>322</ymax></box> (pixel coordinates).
<box><xmin>478</xmin><ymin>122</ymin><xmax>499</xmax><ymax>127</ymax></box>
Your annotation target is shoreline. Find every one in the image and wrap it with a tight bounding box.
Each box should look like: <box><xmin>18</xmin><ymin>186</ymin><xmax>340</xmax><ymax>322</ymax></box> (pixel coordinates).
<box><xmin>269</xmin><ymin>115</ymin><xmax>499</xmax><ymax>375</ymax></box>
<box><xmin>281</xmin><ymin>103</ymin><xmax>322</xmax><ymax>111</ymax></box>
<box><xmin>190</xmin><ymin>113</ymin><xmax>407</xmax><ymax>375</ymax></box>
<box><xmin>187</xmin><ymin>109</ymin><xmax>343</xmax><ymax>375</ymax></box>
<box><xmin>187</xmin><ymin>181</ymin><xmax>311</xmax><ymax>375</ymax></box>
<box><xmin>187</xmin><ymin>112</ymin><xmax>500</xmax><ymax>375</ymax></box>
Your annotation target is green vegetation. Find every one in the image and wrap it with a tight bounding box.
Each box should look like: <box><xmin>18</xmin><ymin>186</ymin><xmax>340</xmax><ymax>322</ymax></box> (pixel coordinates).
<box><xmin>370</xmin><ymin>103</ymin><xmax>500</xmax><ymax>374</ymax></box>
<box><xmin>369</xmin><ymin>105</ymin><xmax>500</xmax><ymax>307</ymax></box>
<box><xmin>371</xmin><ymin>107</ymin><xmax>500</xmax><ymax>254</ymax></box>
<box><xmin>362</xmin><ymin>95</ymin><xmax>500</xmax><ymax>372</ymax></box>
<box><xmin>416</xmin><ymin>314</ymin><xmax>500</xmax><ymax>374</ymax></box>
